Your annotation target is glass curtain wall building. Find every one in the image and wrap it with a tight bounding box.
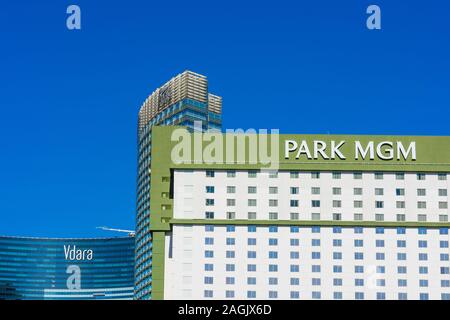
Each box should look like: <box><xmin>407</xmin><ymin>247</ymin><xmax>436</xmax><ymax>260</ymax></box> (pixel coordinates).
<box><xmin>135</xmin><ymin>71</ymin><xmax>222</xmax><ymax>299</ymax></box>
<box><xmin>0</xmin><ymin>236</ymin><xmax>135</xmax><ymax>300</ymax></box>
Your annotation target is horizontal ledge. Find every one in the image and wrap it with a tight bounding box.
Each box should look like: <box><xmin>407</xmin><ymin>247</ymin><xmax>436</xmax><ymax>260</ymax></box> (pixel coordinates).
<box><xmin>168</xmin><ymin>219</ymin><xmax>450</xmax><ymax>228</ymax></box>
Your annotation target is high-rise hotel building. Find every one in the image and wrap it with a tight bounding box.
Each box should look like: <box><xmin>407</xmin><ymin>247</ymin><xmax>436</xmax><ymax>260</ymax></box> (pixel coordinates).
<box><xmin>148</xmin><ymin>126</ymin><xmax>450</xmax><ymax>300</ymax></box>
<box><xmin>135</xmin><ymin>71</ymin><xmax>222</xmax><ymax>299</ymax></box>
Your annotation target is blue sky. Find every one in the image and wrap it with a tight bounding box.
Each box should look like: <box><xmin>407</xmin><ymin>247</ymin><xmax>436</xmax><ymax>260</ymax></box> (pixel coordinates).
<box><xmin>0</xmin><ymin>1</ymin><xmax>449</xmax><ymax>237</ymax></box>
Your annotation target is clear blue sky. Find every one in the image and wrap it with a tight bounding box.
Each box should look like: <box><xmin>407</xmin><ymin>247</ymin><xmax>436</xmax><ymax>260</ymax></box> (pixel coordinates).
<box><xmin>0</xmin><ymin>1</ymin><xmax>449</xmax><ymax>237</ymax></box>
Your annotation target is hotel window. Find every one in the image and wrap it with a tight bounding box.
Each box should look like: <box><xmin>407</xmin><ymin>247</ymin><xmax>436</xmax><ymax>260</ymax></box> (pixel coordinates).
<box><xmin>290</xmin><ymin>171</ymin><xmax>299</xmax><ymax>178</ymax></box>
<box><xmin>396</xmin><ymin>188</ymin><xmax>405</xmax><ymax>196</ymax></box>
<box><xmin>227</xmin><ymin>199</ymin><xmax>236</xmax><ymax>206</ymax></box>
<box><xmin>418</xmin><ymin>214</ymin><xmax>427</xmax><ymax>222</ymax></box>
<box><xmin>398</xmin><ymin>266</ymin><xmax>407</xmax><ymax>274</ymax></box>
<box><xmin>268</xmin><ymin>277</ymin><xmax>278</xmax><ymax>285</ymax></box>
<box><xmin>268</xmin><ymin>264</ymin><xmax>278</xmax><ymax>272</ymax></box>
<box><xmin>248</xmin><ymin>186</ymin><xmax>257</xmax><ymax>194</ymax></box>
<box><xmin>269</xmin><ymin>291</ymin><xmax>278</xmax><ymax>299</ymax></box>
<box><xmin>311</xmin><ymin>172</ymin><xmax>320</xmax><ymax>179</ymax></box>
<box><xmin>417</xmin><ymin>189</ymin><xmax>426</xmax><ymax>196</ymax></box>
<box><xmin>206</xmin><ymin>170</ymin><xmax>215</xmax><ymax>177</ymax></box>
<box><xmin>291</xmin><ymin>187</ymin><xmax>299</xmax><ymax>194</ymax></box>
<box><xmin>204</xmin><ymin>290</ymin><xmax>213</xmax><ymax>298</ymax></box>
<box><xmin>247</xmin><ymin>251</ymin><xmax>256</xmax><ymax>259</ymax></box>
<box><xmin>226</xmin><ymin>212</ymin><xmax>236</xmax><ymax>220</ymax></box>
<box><xmin>269</xmin><ymin>212</ymin><xmax>278</xmax><ymax>220</ymax></box>
<box><xmin>396</xmin><ymin>173</ymin><xmax>405</xmax><ymax>180</ymax></box>
<box><xmin>206</xmin><ymin>199</ymin><xmax>215</xmax><ymax>206</ymax></box>
<box><xmin>353</xmin><ymin>172</ymin><xmax>362</xmax><ymax>179</ymax></box>
<box><xmin>226</xmin><ymin>291</ymin><xmax>235</xmax><ymax>298</ymax></box>
<box><xmin>226</xmin><ymin>251</ymin><xmax>235</xmax><ymax>258</ymax></box>
<box><xmin>290</xmin><ymin>212</ymin><xmax>300</xmax><ymax>220</ymax></box>
<box><xmin>312</xmin><ymin>212</ymin><xmax>321</xmax><ymax>220</ymax></box>
<box><xmin>205</xmin><ymin>237</ymin><xmax>214</xmax><ymax>245</ymax></box>
<box><xmin>225</xmin><ymin>277</ymin><xmax>235</xmax><ymax>284</ymax></box>
<box><xmin>439</xmin><ymin>189</ymin><xmax>448</xmax><ymax>197</ymax></box>
<box><xmin>438</xmin><ymin>173</ymin><xmax>447</xmax><ymax>180</ymax></box>
<box><xmin>311</xmin><ymin>187</ymin><xmax>320</xmax><ymax>195</ymax></box>
<box><xmin>248</xmin><ymin>238</ymin><xmax>256</xmax><ymax>246</ymax></box>
<box><xmin>375</xmin><ymin>214</ymin><xmax>384</xmax><ymax>221</ymax></box>
<box><xmin>206</xmin><ymin>186</ymin><xmax>215</xmax><ymax>193</ymax></box>
<box><xmin>312</xmin><ymin>239</ymin><xmax>321</xmax><ymax>246</ymax></box>
<box><xmin>354</xmin><ymin>201</ymin><xmax>363</xmax><ymax>208</ymax></box>
<box><xmin>355</xmin><ymin>292</ymin><xmax>364</xmax><ymax>300</ymax></box>
<box><xmin>227</xmin><ymin>226</ymin><xmax>236</xmax><ymax>233</ymax></box>
<box><xmin>375</xmin><ymin>201</ymin><xmax>384</xmax><ymax>208</ymax></box>
<box><xmin>333</xmin><ymin>200</ymin><xmax>342</xmax><ymax>208</ymax></box>
<box><xmin>269</xmin><ymin>199</ymin><xmax>278</xmax><ymax>207</ymax></box>
<box><xmin>248</xmin><ymin>212</ymin><xmax>257</xmax><ymax>220</ymax></box>
<box><xmin>354</xmin><ymin>239</ymin><xmax>363</xmax><ymax>247</ymax></box>
<box><xmin>269</xmin><ymin>187</ymin><xmax>278</xmax><ymax>194</ymax></box>
<box><xmin>354</xmin><ymin>213</ymin><xmax>363</xmax><ymax>221</ymax></box>
<box><xmin>312</xmin><ymin>292</ymin><xmax>321</xmax><ymax>299</ymax></box>
<box><xmin>269</xmin><ymin>171</ymin><xmax>278</xmax><ymax>178</ymax></box>
<box><xmin>332</xmin><ymin>187</ymin><xmax>342</xmax><ymax>195</ymax></box>
<box><xmin>227</xmin><ymin>186</ymin><xmax>236</xmax><ymax>194</ymax></box>
<box><xmin>205</xmin><ymin>264</ymin><xmax>214</xmax><ymax>271</ymax></box>
<box><xmin>312</xmin><ymin>278</ymin><xmax>321</xmax><ymax>285</ymax></box>
<box><xmin>332</xmin><ymin>172</ymin><xmax>341</xmax><ymax>179</ymax></box>
<box><xmin>205</xmin><ymin>211</ymin><xmax>215</xmax><ymax>219</ymax></box>
<box><xmin>333</xmin><ymin>264</ymin><xmax>343</xmax><ymax>271</ymax></box>
<box><xmin>226</xmin><ymin>238</ymin><xmax>235</xmax><ymax>245</ymax></box>
<box><xmin>290</xmin><ymin>200</ymin><xmax>299</xmax><ymax>207</ymax></box>
<box><xmin>397</xmin><ymin>214</ymin><xmax>406</xmax><ymax>222</ymax></box>
<box><xmin>248</xmin><ymin>199</ymin><xmax>257</xmax><ymax>206</ymax></box>
<box><xmin>247</xmin><ymin>277</ymin><xmax>256</xmax><ymax>285</ymax></box>
<box><xmin>354</xmin><ymin>188</ymin><xmax>363</xmax><ymax>196</ymax></box>
<box><xmin>248</xmin><ymin>170</ymin><xmax>257</xmax><ymax>178</ymax></box>
<box><xmin>291</xmin><ymin>291</ymin><xmax>300</xmax><ymax>299</ymax></box>
<box><xmin>375</xmin><ymin>188</ymin><xmax>384</xmax><ymax>196</ymax></box>
<box><xmin>333</xmin><ymin>213</ymin><xmax>342</xmax><ymax>221</ymax></box>
<box><xmin>375</xmin><ymin>172</ymin><xmax>384</xmax><ymax>180</ymax></box>
<box><xmin>440</xmin><ymin>215</ymin><xmax>449</xmax><ymax>222</ymax></box>
<box><xmin>247</xmin><ymin>291</ymin><xmax>256</xmax><ymax>298</ymax></box>
<box><xmin>333</xmin><ymin>279</ymin><xmax>343</xmax><ymax>286</ymax></box>
<box><xmin>227</xmin><ymin>170</ymin><xmax>236</xmax><ymax>178</ymax></box>
<box><xmin>396</xmin><ymin>201</ymin><xmax>405</xmax><ymax>209</ymax></box>
<box><xmin>439</xmin><ymin>202</ymin><xmax>448</xmax><ymax>209</ymax></box>
<box><xmin>312</xmin><ymin>200</ymin><xmax>321</xmax><ymax>207</ymax></box>
<box><xmin>312</xmin><ymin>265</ymin><xmax>321</xmax><ymax>272</ymax></box>
<box><xmin>417</xmin><ymin>173</ymin><xmax>426</xmax><ymax>180</ymax></box>
<box><xmin>417</xmin><ymin>201</ymin><xmax>427</xmax><ymax>209</ymax></box>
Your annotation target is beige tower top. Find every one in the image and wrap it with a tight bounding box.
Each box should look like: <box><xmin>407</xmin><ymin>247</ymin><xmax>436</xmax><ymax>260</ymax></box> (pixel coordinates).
<box><xmin>138</xmin><ymin>70</ymin><xmax>222</xmax><ymax>132</ymax></box>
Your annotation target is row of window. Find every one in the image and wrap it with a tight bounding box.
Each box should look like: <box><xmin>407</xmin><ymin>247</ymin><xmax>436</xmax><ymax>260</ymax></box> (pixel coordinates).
<box><xmin>205</xmin><ymin>170</ymin><xmax>448</xmax><ymax>181</ymax></box>
<box><xmin>203</xmin><ymin>276</ymin><xmax>450</xmax><ymax>286</ymax></box>
<box><xmin>204</xmin><ymin>237</ymin><xmax>450</xmax><ymax>249</ymax></box>
<box><xmin>205</xmin><ymin>198</ymin><xmax>449</xmax><ymax>209</ymax></box>
<box><xmin>204</xmin><ymin>250</ymin><xmax>449</xmax><ymax>262</ymax></box>
<box><xmin>203</xmin><ymin>263</ymin><xmax>450</xmax><ymax>274</ymax></box>
<box><xmin>203</xmin><ymin>225</ymin><xmax>449</xmax><ymax>234</ymax></box>
<box><xmin>206</xmin><ymin>186</ymin><xmax>449</xmax><ymax>197</ymax></box>
<box><xmin>203</xmin><ymin>290</ymin><xmax>450</xmax><ymax>300</ymax></box>
<box><xmin>204</xmin><ymin>211</ymin><xmax>449</xmax><ymax>222</ymax></box>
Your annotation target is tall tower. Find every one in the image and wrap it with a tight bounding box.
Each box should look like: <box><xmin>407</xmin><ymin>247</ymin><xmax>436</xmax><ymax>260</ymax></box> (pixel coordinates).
<box><xmin>134</xmin><ymin>71</ymin><xmax>222</xmax><ymax>299</ymax></box>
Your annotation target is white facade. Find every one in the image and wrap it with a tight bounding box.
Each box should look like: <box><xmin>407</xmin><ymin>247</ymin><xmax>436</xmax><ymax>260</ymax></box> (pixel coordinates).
<box><xmin>164</xmin><ymin>170</ymin><xmax>450</xmax><ymax>300</ymax></box>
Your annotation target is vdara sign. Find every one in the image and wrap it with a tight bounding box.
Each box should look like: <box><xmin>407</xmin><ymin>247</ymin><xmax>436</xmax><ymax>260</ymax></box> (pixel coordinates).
<box><xmin>64</xmin><ymin>245</ymin><xmax>94</xmax><ymax>261</ymax></box>
<box><xmin>285</xmin><ymin>140</ymin><xmax>416</xmax><ymax>161</ymax></box>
